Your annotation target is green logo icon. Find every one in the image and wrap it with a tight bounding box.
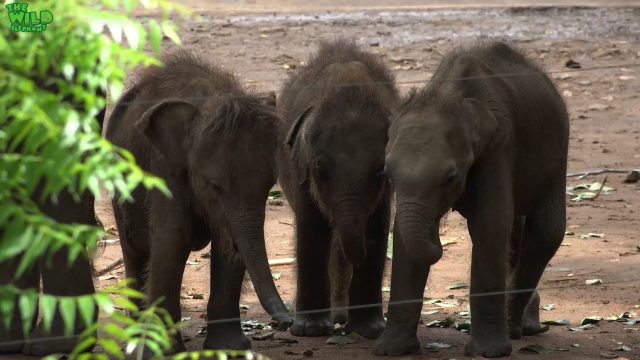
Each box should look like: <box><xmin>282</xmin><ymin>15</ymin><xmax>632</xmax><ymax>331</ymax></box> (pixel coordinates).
<box><xmin>6</xmin><ymin>2</ymin><xmax>53</xmax><ymax>32</ymax></box>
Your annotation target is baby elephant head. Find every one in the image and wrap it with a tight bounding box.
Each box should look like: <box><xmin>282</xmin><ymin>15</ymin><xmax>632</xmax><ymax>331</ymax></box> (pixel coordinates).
<box><xmin>287</xmin><ymin>95</ymin><xmax>391</xmax><ymax>264</ymax></box>
<box><xmin>385</xmin><ymin>98</ymin><xmax>498</xmax><ymax>266</ymax></box>
<box><xmin>136</xmin><ymin>97</ymin><xmax>288</xmax><ymax>320</ymax></box>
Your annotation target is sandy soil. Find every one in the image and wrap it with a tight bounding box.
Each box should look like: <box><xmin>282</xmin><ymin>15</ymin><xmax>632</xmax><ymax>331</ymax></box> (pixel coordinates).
<box><xmin>11</xmin><ymin>3</ymin><xmax>640</xmax><ymax>360</ymax></box>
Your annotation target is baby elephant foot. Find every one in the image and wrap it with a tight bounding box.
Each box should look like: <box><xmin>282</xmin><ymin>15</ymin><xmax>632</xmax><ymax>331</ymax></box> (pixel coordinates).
<box><xmin>373</xmin><ymin>328</ymin><xmax>420</xmax><ymax>356</ymax></box>
<box><xmin>203</xmin><ymin>326</ymin><xmax>251</xmax><ymax>350</ymax></box>
<box><xmin>346</xmin><ymin>314</ymin><xmax>385</xmax><ymax>339</ymax></box>
<box><xmin>290</xmin><ymin>313</ymin><xmax>333</xmax><ymax>337</ymax></box>
<box><xmin>332</xmin><ymin>309</ymin><xmax>349</xmax><ymax>325</ymax></box>
<box><xmin>270</xmin><ymin>311</ymin><xmax>294</xmax><ymax>331</ymax></box>
<box><xmin>465</xmin><ymin>337</ymin><xmax>512</xmax><ymax>358</ymax></box>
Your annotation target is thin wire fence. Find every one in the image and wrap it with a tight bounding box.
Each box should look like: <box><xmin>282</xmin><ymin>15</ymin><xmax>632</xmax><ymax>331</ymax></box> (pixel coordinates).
<box><xmin>0</xmin><ymin>275</ymin><xmax>638</xmax><ymax>347</ymax></box>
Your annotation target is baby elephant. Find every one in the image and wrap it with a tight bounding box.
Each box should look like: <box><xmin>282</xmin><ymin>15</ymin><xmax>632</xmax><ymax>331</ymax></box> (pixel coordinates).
<box><xmin>376</xmin><ymin>42</ymin><xmax>569</xmax><ymax>357</ymax></box>
<box><xmin>106</xmin><ymin>50</ymin><xmax>292</xmax><ymax>353</ymax></box>
<box><xmin>278</xmin><ymin>40</ymin><xmax>399</xmax><ymax>339</ymax></box>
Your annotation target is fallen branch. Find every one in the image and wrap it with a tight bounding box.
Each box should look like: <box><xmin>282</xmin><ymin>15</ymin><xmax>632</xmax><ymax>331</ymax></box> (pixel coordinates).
<box><xmin>590</xmin><ymin>175</ymin><xmax>608</xmax><ymax>201</ymax></box>
<box><xmin>95</xmin><ymin>258</ymin><xmax>124</xmax><ymax>277</ymax></box>
<box><xmin>566</xmin><ymin>168</ymin><xmax>634</xmax><ymax>179</ymax></box>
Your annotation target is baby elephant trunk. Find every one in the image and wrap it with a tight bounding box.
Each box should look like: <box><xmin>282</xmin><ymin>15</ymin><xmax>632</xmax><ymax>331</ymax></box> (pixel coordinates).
<box><xmin>395</xmin><ymin>205</ymin><xmax>443</xmax><ymax>266</ymax></box>
<box><xmin>335</xmin><ymin>202</ymin><xmax>368</xmax><ymax>264</ymax></box>
<box><xmin>230</xmin><ymin>210</ymin><xmax>292</xmax><ymax>329</ymax></box>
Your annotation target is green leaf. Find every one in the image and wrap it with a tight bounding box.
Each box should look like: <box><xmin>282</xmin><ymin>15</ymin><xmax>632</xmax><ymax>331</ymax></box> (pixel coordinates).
<box><xmin>148</xmin><ymin>19</ymin><xmax>162</xmax><ymax>53</ymax></box>
<box><xmin>326</xmin><ymin>335</ymin><xmax>356</xmax><ymax>345</ymax></box>
<box><xmin>19</xmin><ymin>290</ymin><xmax>38</xmax><ymax>336</ymax></box>
<box><xmin>70</xmin><ymin>336</ymin><xmax>98</xmax><ymax>357</ymax></box>
<box><xmin>59</xmin><ymin>297</ymin><xmax>77</xmax><ymax>336</ymax></box>
<box><xmin>114</xmin><ymin>297</ymin><xmax>140</xmax><ymax>312</ymax></box>
<box><xmin>77</xmin><ymin>295</ymin><xmax>96</xmax><ymax>328</ymax></box>
<box><xmin>117</xmin><ymin>287</ymin><xmax>145</xmax><ymax>300</ymax></box>
<box><xmin>40</xmin><ymin>295</ymin><xmax>58</xmax><ymax>334</ymax></box>
<box><xmin>123</xmin><ymin>0</ymin><xmax>137</xmax><ymax>12</ymax></box>
<box><xmin>100</xmin><ymin>338</ymin><xmax>124</xmax><ymax>358</ymax></box>
<box><xmin>161</xmin><ymin>21</ymin><xmax>181</xmax><ymax>45</ymax></box>
<box><xmin>102</xmin><ymin>322</ymin><xmax>128</xmax><ymax>341</ymax></box>
<box><xmin>0</xmin><ymin>288</ymin><xmax>16</xmax><ymax>330</ymax></box>
<box><xmin>519</xmin><ymin>344</ymin><xmax>550</xmax><ymax>354</ymax></box>
<box><xmin>15</xmin><ymin>231</ymin><xmax>49</xmax><ymax>278</ymax></box>
<box><xmin>0</xmin><ymin>222</ymin><xmax>32</xmax><ymax>264</ymax></box>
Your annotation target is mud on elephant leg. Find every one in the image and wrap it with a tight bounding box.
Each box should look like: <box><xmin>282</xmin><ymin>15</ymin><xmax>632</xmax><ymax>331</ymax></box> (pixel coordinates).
<box><xmin>203</xmin><ymin>249</ymin><xmax>250</xmax><ymax>350</ymax></box>
<box><xmin>346</xmin><ymin>200</ymin><xmax>389</xmax><ymax>339</ymax></box>
<box><xmin>374</xmin><ymin>223</ymin><xmax>429</xmax><ymax>356</ymax></box>
<box><xmin>290</xmin><ymin>203</ymin><xmax>333</xmax><ymax>337</ymax></box>
<box><xmin>0</xmin><ymin>258</ymin><xmax>39</xmax><ymax>354</ymax></box>
<box><xmin>508</xmin><ymin>185</ymin><xmax>565</xmax><ymax>339</ymax></box>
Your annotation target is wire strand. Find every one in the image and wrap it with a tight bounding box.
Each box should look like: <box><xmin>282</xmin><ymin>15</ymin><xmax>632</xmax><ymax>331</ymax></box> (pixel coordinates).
<box><xmin>0</xmin><ymin>275</ymin><xmax>637</xmax><ymax>347</ymax></box>
<box><xmin>107</xmin><ymin>61</ymin><xmax>640</xmax><ymax>107</ymax></box>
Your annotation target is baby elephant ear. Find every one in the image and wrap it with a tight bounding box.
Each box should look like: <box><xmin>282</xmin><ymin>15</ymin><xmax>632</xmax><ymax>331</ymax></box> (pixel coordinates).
<box><xmin>285</xmin><ymin>106</ymin><xmax>313</xmax><ymax>148</ymax></box>
<box><xmin>261</xmin><ymin>91</ymin><xmax>277</xmax><ymax>107</ymax></box>
<box><xmin>462</xmin><ymin>98</ymin><xmax>499</xmax><ymax>157</ymax></box>
<box><xmin>135</xmin><ymin>99</ymin><xmax>199</xmax><ymax>165</ymax></box>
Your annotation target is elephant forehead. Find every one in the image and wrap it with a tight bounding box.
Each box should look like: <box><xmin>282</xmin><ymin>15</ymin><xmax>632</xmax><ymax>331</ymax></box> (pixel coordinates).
<box><xmin>388</xmin><ymin>148</ymin><xmax>456</xmax><ymax>179</ymax></box>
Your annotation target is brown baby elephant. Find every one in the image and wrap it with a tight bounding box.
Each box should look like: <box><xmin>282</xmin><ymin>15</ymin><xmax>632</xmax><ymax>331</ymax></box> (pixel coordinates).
<box><xmin>277</xmin><ymin>40</ymin><xmax>399</xmax><ymax>339</ymax></box>
<box><xmin>376</xmin><ymin>41</ymin><xmax>569</xmax><ymax>357</ymax></box>
<box><xmin>106</xmin><ymin>50</ymin><xmax>292</xmax><ymax>354</ymax></box>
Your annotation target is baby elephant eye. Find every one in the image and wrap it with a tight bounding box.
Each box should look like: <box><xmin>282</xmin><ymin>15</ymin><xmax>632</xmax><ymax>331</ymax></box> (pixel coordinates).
<box><xmin>208</xmin><ymin>180</ymin><xmax>225</xmax><ymax>194</ymax></box>
<box><xmin>443</xmin><ymin>171</ymin><xmax>459</xmax><ymax>187</ymax></box>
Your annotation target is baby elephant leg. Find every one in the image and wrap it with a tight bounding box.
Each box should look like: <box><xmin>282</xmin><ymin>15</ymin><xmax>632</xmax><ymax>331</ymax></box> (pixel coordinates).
<box><xmin>346</xmin><ymin>200</ymin><xmax>389</xmax><ymax>339</ymax></box>
<box><xmin>508</xmin><ymin>183</ymin><xmax>565</xmax><ymax>339</ymax></box>
<box><xmin>521</xmin><ymin>290</ymin><xmax>549</xmax><ymax>335</ymax></box>
<box><xmin>204</xmin><ymin>250</ymin><xmax>250</xmax><ymax>350</ymax></box>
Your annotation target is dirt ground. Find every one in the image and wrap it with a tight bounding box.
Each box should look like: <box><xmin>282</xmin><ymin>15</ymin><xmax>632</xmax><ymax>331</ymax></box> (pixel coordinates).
<box><xmin>16</xmin><ymin>2</ymin><xmax>640</xmax><ymax>360</ymax></box>
<box><xmin>105</xmin><ymin>4</ymin><xmax>640</xmax><ymax>360</ymax></box>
